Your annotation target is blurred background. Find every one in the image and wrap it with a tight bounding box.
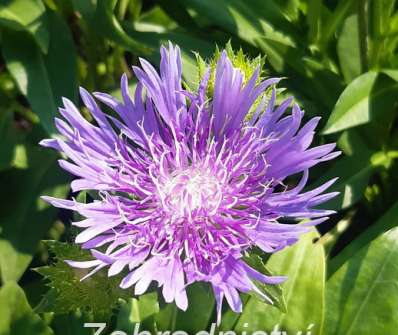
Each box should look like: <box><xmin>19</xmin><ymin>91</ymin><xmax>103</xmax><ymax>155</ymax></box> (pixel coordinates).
<box><xmin>0</xmin><ymin>0</ymin><xmax>398</xmax><ymax>334</ymax></box>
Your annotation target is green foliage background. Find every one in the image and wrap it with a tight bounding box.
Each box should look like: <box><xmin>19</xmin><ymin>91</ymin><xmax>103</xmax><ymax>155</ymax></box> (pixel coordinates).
<box><xmin>0</xmin><ymin>0</ymin><xmax>398</xmax><ymax>334</ymax></box>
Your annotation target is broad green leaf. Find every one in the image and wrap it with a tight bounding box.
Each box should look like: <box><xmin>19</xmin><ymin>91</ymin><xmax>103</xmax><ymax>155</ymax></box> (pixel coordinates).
<box><xmin>154</xmin><ymin>283</ymin><xmax>215</xmax><ymax>333</ymax></box>
<box><xmin>2</xmin><ymin>12</ymin><xmax>78</xmax><ymax>136</ymax></box>
<box><xmin>0</xmin><ymin>282</ymin><xmax>54</xmax><ymax>335</ymax></box>
<box><xmin>0</xmin><ymin>0</ymin><xmax>49</xmax><ymax>53</ymax></box>
<box><xmin>337</xmin><ymin>14</ymin><xmax>361</xmax><ymax>83</ymax></box>
<box><xmin>234</xmin><ymin>230</ymin><xmax>325</xmax><ymax>334</ymax></box>
<box><xmin>49</xmin><ymin>312</ymin><xmax>92</xmax><ymax>335</ymax></box>
<box><xmin>382</xmin><ymin>69</ymin><xmax>398</xmax><ymax>81</ymax></box>
<box><xmin>117</xmin><ymin>293</ymin><xmax>159</xmax><ymax>333</ymax></box>
<box><xmin>323</xmin><ymin>71</ymin><xmax>398</xmax><ymax>134</ymax></box>
<box><xmin>174</xmin><ymin>283</ymin><xmax>215</xmax><ymax>333</ymax></box>
<box><xmin>0</xmin><ymin>135</ymin><xmax>69</xmax><ymax>282</ymax></box>
<box><xmin>328</xmin><ymin>200</ymin><xmax>398</xmax><ymax>277</ymax></box>
<box><xmin>154</xmin><ymin>303</ymin><xmax>178</xmax><ymax>332</ymax></box>
<box><xmin>325</xmin><ymin>226</ymin><xmax>398</xmax><ymax>334</ymax></box>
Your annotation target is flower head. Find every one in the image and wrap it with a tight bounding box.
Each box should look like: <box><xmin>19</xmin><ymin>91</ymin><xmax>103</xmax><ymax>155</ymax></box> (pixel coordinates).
<box><xmin>41</xmin><ymin>43</ymin><xmax>339</xmax><ymax>321</ymax></box>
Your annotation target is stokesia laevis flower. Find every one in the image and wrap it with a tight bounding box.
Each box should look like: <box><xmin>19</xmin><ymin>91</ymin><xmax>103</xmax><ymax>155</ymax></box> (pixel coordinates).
<box><xmin>41</xmin><ymin>43</ymin><xmax>340</xmax><ymax>322</ymax></box>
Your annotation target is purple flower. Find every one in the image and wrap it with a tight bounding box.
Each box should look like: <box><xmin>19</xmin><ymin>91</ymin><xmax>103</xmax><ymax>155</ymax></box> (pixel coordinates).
<box><xmin>41</xmin><ymin>43</ymin><xmax>339</xmax><ymax>321</ymax></box>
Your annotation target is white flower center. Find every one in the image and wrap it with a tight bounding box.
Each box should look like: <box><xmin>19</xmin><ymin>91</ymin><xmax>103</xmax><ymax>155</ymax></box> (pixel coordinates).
<box><xmin>162</xmin><ymin>168</ymin><xmax>222</xmax><ymax>217</ymax></box>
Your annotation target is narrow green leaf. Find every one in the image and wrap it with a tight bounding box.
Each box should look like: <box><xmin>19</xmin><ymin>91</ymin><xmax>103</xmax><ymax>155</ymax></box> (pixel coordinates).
<box><xmin>256</xmin><ymin>37</ymin><xmax>343</xmax><ymax>110</ymax></box>
<box><xmin>368</xmin><ymin>0</ymin><xmax>397</xmax><ymax>67</ymax></box>
<box><xmin>326</xmin><ymin>226</ymin><xmax>398</xmax><ymax>334</ymax></box>
<box><xmin>94</xmin><ymin>0</ymin><xmax>151</xmax><ymax>55</ymax></box>
<box><xmin>233</xmin><ymin>230</ymin><xmax>325</xmax><ymax>334</ymax></box>
<box><xmin>319</xmin><ymin>0</ymin><xmax>357</xmax><ymax>51</ymax></box>
<box><xmin>337</xmin><ymin>14</ymin><xmax>361</xmax><ymax>83</ymax></box>
<box><xmin>0</xmin><ymin>0</ymin><xmax>49</xmax><ymax>53</ymax></box>
<box><xmin>179</xmin><ymin>0</ymin><xmax>297</xmax><ymax>47</ymax></box>
<box><xmin>2</xmin><ymin>12</ymin><xmax>78</xmax><ymax>136</ymax></box>
<box><xmin>307</xmin><ymin>0</ymin><xmax>322</xmax><ymax>44</ymax></box>
<box><xmin>157</xmin><ymin>0</ymin><xmax>199</xmax><ymax>32</ymax></box>
<box><xmin>323</xmin><ymin>71</ymin><xmax>398</xmax><ymax>134</ymax></box>
<box><xmin>0</xmin><ymin>282</ymin><xmax>54</xmax><ymax>335</ymax></box>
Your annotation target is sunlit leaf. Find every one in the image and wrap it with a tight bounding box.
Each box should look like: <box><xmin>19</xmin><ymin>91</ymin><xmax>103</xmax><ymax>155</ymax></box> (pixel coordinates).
<box><xmin>0</xmin><ymin>0</ymin><xmax>49</xmax><ymax>53</ymax></box>
<box><xmin>0</xmin><ymin>282</ymin><xmax>54</xmax><ymax>335</ymax></box>
<box><xmin>326</xmin><ymin>226</ymin><xmax>398</xmax><ymax>334</ymax></box>
<box><xmin>0</xmin><ymin>137</ymin><xmax>69</xmax><ymax>282</ymax></box>
<box><xmin>2</xmin><ymin>12</ymin><xmax>77</xmax><ymax>136</ymax></box>
<box><xmin>117</xmin><ymin>293</ymin><xmax>159</xmax><ymax>333</ymax></box>
<box><xmin>233</xmin><ymin>230</ymin><xmax>325</xmax><ymax>334</ymax></box>
<box><xmin>323</xmin><ymin>71</ymin><xmax>398</xmax><ymax>134</ymax></box>
<box><xmin>328</xmin><ymin>200</ymin><xmax>398</xmax><ymax>277</ymax></box>
<box><xmin>337</xmin><ymin>14</ymin><xmax>361</xmax><ymax>83</ymax></box>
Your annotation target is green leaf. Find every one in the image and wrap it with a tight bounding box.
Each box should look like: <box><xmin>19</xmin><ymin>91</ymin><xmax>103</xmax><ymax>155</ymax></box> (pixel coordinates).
<box><xmin>243</xmin><ymin>253</ymin><xmax>286</xmax><ymax>312</ymax></box>
<box><xmin>174</xmin><ymin>283</ymin><xmax>215</xmax><ymax>333</ymax></box>
<box><xmin>179</xmin><ymin>0</ymin><xmax>297</xmax><ymax>47</ymax></box>
<box><xmin>368</xmin><ymin>0</ymin><xmax>397</xmax><ymax>67</ymax></box>
<box><xmin>157</xmin><ymin>0</ymin><xmax>199</xmax><ymax>32</ymax></box>
<box><xmin>2</xmin><ymin>12</ymin><xmax>78</xmax><ymax>136</ymax></box>
<box><xmin>117</xmin><ymin>293</ymin><xmax>159</xmax><ymax>333</ymax></box>
<box><xmin>328</xmin><ymin>200</ymin><xmax>398</xmax><ymax>277</ymax></box>
<box><xmin>49</xmin><ymin>311</ymin><xmax>92</xmax><ymax>335</ymax></box>
<box><xmin>233</xmin><ymin>230</ymin><xmax>325</xmax><ymax>334</ymax></box>
<box><xmin>124</xmin><ymin>25</ymin><xmax>214</xmax><ymax>86</ymax></box>
<box><xmin>323</xmin><ymin>71</ymin><xmax>398</xmax><ymax>134</ymax></box>
<box><xmin>256</xmin><ymin>37</ymin><xmax>343</xmax><ymax>110</ymax></box>
<box><xmin>0</xmin><ymin>282</ymin><xmax>54</xmax><ymax>335</ymax></box>
<box><xmin>0</xmin><ymin>0</ymin><xmax>49</xmax><ymax>53</ymax></box>
<box><xmin>0</xmin><ymin>139</ymin><xmax>69</xmax><ymax>282</ymax></box>
<box><xmin>35</xmin><ymin>241</ymin><xmax>130</xmax><ymax>320</ymax></box>
<box><xmin>337</xmin><ymin>14</ymin><xmax>361</xmax><ymax>83</ymax></box>
<box><xmin>325</xmin><ymin>226</ymin><xmax>398</xmax><ymax>334</ymax></box>
<box><xmin>307</xmin><ymin>0</ymin><xmax>322</xmax><ymax>44</ymax></box>
<box><xmin>314</xmin><ymin>131</ymin><xmax>375</xmax><ymax>210</ymax></box>
<box><xmin>0</xmin><ymin>110</ymin><xmax>27</xmax><ymax>171</ymax></box>
<box><xmin>154</xmin><ymin>283</ymin><xmax>215</xmax><ymax>333</ymax></box>
<box><xmin>319</xmin><ymin>0</ymin><xmax>357</xmax><ymax>52</ymax></box>
<box><xmin>94</xmin><ymin>0</ymin><xmax>151</xmax><ymax>55</ymax></box>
